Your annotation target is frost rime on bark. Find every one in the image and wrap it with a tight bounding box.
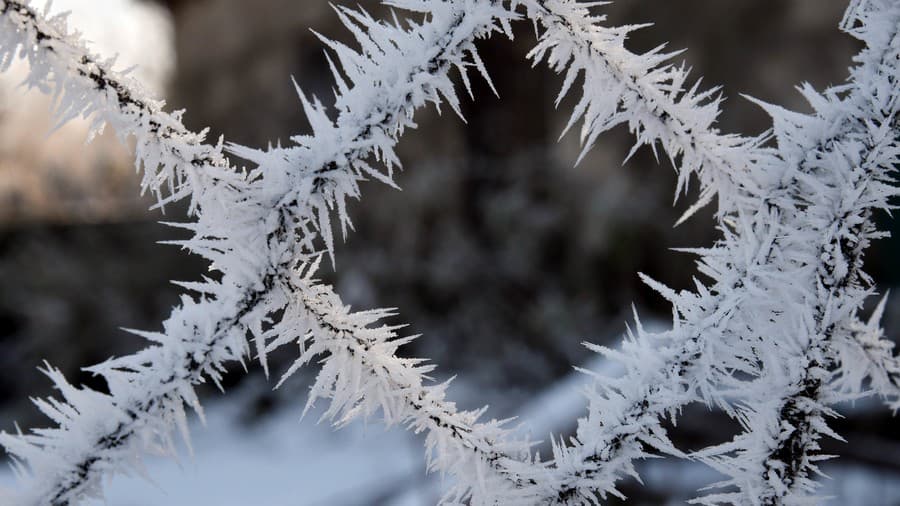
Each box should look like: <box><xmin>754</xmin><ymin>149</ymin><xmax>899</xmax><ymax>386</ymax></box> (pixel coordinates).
<box><xmin>692</xmin><ymin>3</ymin><xmax>900</xmax><ymax>503</ymax></box>
<box><xmin>507</xmin><ymin>1</ymin><xmax>900</xmax><ymax>504</ymax></box>
<box><xmin>0</xmin><ymin>1</ymin><xmax>535</xmax><ymax>504</ymax></box>
<box><xmin>505</xmin><ymin>1</ymin><xmax>900</xmax><ymax>504</ymax></box>
<box><xmin>1</xmin><ymin>0</ymin><xmax>899</xmax><ymax>505</ymax></box>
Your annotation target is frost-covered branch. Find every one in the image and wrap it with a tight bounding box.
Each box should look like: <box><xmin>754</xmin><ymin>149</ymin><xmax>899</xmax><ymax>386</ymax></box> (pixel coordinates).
<box><xmin>517</xmin><ymin>0</ymin><xmax>769</xmax><ymax>221</ymax></box>
<box><xmin>3</xmin><ymin>0</ymin><xmax>900</xmax><ymax>505</ymax></box>
<box><xmin>496</xmin><ymin>1</ymin><xmax>900</xmax><ymax>503</ymax></box>
<box><xmin>0</xmin><ymin>1</ymin><xmax>540</xmax><ymax>504</ymax></box>
<box><xmin>0</xmin><ymin>0</ymin><xmax>231</xmax><ymax>208</ymax></box>
<box><xmin>275</xmin><ymin>270</ymin><xmax>537</xmax><ymax>504</ymax></box>
<box><xmin>693</xmin><ymin>3</ymin><xmax>900</xmax><ymax>502</ymax></box>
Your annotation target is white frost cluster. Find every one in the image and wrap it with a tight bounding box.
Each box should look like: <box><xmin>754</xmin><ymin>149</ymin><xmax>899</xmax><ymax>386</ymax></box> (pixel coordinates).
<box><xmin>0</xmin><ymin>0</ymin><xmax>898</xmax><ymax>505</ymax></box>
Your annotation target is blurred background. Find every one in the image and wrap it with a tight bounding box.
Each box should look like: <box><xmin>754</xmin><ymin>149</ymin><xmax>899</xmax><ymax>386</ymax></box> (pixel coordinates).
<box><xmin>0</xmin><ymin>0</ymin><xmax>898</xmax><ymax>504</ymax></box>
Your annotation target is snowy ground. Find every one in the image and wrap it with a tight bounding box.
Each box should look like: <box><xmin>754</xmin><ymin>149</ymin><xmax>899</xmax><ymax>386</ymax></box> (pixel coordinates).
<box><xmin>2</xmin><ymin>354</ymin><xmax>899</xmax><ymax>505</ymax></box>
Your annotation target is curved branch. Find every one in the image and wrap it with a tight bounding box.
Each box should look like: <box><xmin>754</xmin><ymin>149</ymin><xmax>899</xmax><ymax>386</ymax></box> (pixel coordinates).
<box><xmin>502</xmin><ymin>1</ymin><xmax>900</xmax><ymax>503</ymax></box>
<box><xmin>0</xmin><ymin>2</ymin><xmax>536</xmax><ymax>504</ymax></box>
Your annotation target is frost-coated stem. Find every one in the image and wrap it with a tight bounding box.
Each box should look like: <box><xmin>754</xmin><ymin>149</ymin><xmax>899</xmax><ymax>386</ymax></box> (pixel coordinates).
<box><xmin>693</xmin><ymin>3</ymin><xmax>900</xmax><ymax>503</ymax></box>
<box><xmin>504</xmin><ymin>1</ymin><xmax>900</xmax><ymax>503</ymax></box>
<box><xmin>3</xmin><ymin>0</ymin><xmax>900</xmax><ymax>505</ymax></box>
<box><xmin>518</xmin><ymin>0</ymin><xmax>767</xmax><ymax>221</ymax></box>
<box><xmin>0</xmin><ymin>0</ymin><xmax>233</xmax><ymax>209</ymax></box>
<box><xmin>284</xmin><ymin>278</ymin><xmax>537</xmax><ymax>504</ymax></box>
<box><xmin>0</xmin><ymin>1</ymin><xmax>538</xmax><ymax>504</ymax></box>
